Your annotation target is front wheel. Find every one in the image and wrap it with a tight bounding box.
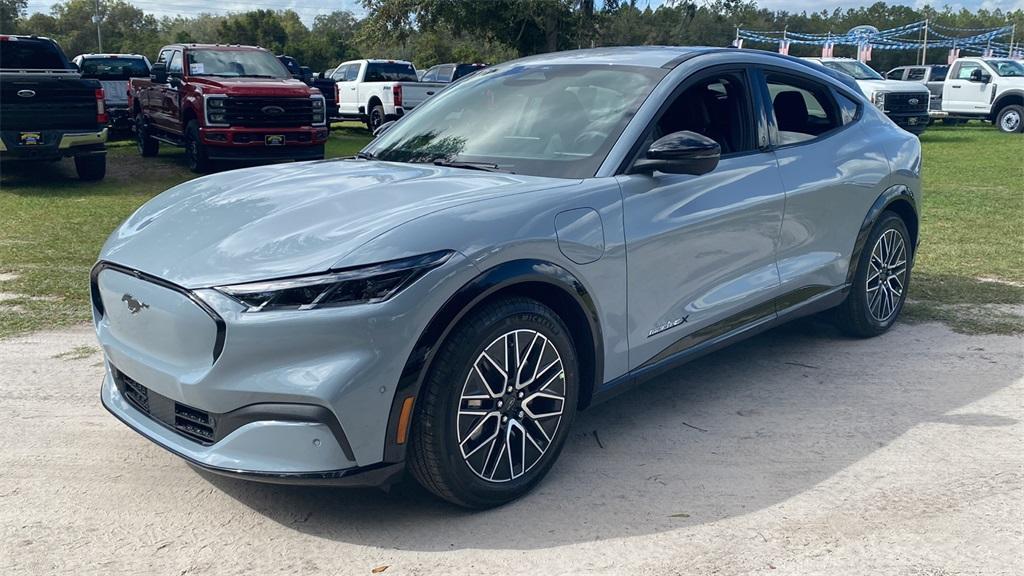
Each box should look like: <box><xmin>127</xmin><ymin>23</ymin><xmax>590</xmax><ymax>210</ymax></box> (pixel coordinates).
<box><xmin>135</xmin><ymin>112</ymin><xmax>159</xmax><ymax>157</ymax></box>
<box><xmin>408</xmin><ymin>297</ymin><xmax>579</xmax><ymax>508</ymax></box>
<box><xmin>995</xmin><ymin>105</ymin><xmax>1023</xmax><ymax>134</ymax></box>
<box><xmin>835</xmin><ymin>212</ymin><xmax>912</xmax><ymax>337</ymax></box>
<box><xmin>184</xmin><ymin>120</ymin><xmax>211</xmax><ymax>173</ymax></box>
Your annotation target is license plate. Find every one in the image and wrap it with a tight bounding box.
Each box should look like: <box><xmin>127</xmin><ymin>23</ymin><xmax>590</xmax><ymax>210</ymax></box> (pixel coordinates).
<box><xmin>265</xmin><ymin>135</ymin><xmax>285</xmax><ymax>146</ymax></box>
<box><xmin>907</xmin><ymin>117</ymin><xmax>918</xmax><ymax>125</ymax></box>
<box><xmin>19</xmin><ymin>132</ymin><xmax>42</xmax><ymax>145</ymax></box>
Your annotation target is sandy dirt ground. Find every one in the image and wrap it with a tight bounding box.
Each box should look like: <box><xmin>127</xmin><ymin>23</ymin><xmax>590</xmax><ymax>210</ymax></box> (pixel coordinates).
<box><xmin>1</xmin><ymin>318</ymin><xmax>1021</xmax><ymax>576</ymax></box>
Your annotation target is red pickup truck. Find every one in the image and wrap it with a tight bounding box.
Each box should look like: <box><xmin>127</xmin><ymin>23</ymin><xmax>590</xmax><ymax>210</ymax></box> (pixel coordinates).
<box><xmin>129</xmin><ymin>44</ymin><xmax>328</xmax><ymax>172</ymax></box>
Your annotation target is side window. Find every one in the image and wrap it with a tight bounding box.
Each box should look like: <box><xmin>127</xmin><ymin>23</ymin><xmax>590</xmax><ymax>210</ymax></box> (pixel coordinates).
<box><xmin>331</xmin><ymin>65</ymin><xmax>347</xmax><ymax>81</ymax></box>
<box><xmin>836</xmin><ymin>92</ymin><xmax>860</xmax><ymax>125</ymax></box>
<box><xmin>167</xmin><ymin>50</ymin><xmax>183</xmax><ymax>75</ymax></box>
<box><xmin>653</xmin><ymin>71</ymin><xmax>754</xmax><ymax>155</ymax></box>
<box><xmin>440</xmin><ymin>65</ymin><xmax>456</xmax><ymax>82</ymax></box>
<box><xmin>422</xmin><ymin>68</ymin><xmax>437</xmax><ymax>82</ymax></box>
<box><xmin>156</xmin><ymin>49</ymin><xmax>172</xmax><ymax>65</ymax></box>
<box><xmin>932</xmin><ymin>66</ymin><xmax>948</xmax><ymax>81</ymax></box>
<box><xmin>345</xmin><ymin>64</ymin><xmax>360</xmax><ymax>82</ymax></box>
<box><xmin>956</xmin><ymin>63</ymin><xmax>980</xmax><ymax>80</ymax></box>
<box><xmin>886</xmin><ymin>69</ymin><xmax>904</xmax><ymax>80</ymax></box>
<box><xmin>906</xmin><ymin>68</ymin><xmax>926</xmax><ymax>81</ymax></box>
<box><xmin>766</xmin><ymin>73</ymin><xmax>841</xmax><ymax>145</ymax></box>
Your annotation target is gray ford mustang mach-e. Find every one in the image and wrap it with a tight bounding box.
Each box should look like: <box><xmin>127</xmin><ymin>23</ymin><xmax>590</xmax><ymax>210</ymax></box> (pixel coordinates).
<box><xmin>93</xmin><ymin>46</ymin><xmax>921</xmax><ymax>508</ymax></box>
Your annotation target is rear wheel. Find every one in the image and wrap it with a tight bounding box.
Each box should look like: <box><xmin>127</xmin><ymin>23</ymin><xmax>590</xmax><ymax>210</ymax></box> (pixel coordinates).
<box><xmin>408</xmin><ymin>297</ymin><xmax>578</xmax><ymax>508</ymax></box>
<box><xmin>835</xmin><ymin>212</ymin><xmax>911</xmax><ymax>337</ymax></box>
<box><xmin>135</xmin><ymin>112</ymin><xmax>159</xmax><ymax>157</ymax></box>
<box><xmin>74</xmin><ymin>154</ymin><xmax>106</xmax><ymax>181</ymax></box>
<box><xmin>366</xmin><ymin>104</ymin><xmax>385</xmax><ymax>132</ymax></box>
<box><xmin>995</xmin><ymin>105</ymin><xmax>1023</xmax><ymax>134</ymax></box>
<box><xmin>184</xmin><ymin>120</ymin><xmax>211</xmax><ymax>173</ymax></box>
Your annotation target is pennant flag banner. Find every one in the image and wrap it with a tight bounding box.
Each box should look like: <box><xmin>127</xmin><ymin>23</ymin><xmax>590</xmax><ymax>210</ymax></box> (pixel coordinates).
<box><xmin>737</xmin><ymin>21</ymin><xmax>1015</xmax><ymax>58</ymax></box>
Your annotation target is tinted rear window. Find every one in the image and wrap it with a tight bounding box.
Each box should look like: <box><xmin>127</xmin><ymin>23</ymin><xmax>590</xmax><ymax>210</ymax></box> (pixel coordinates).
<box><xmin>0</xmin><ymin>38</ymin><xmax>70</xmax><ymax>70</ymax></box>
<box><xmin>80</xmin><ymin>57</ymin><xmax>150</xmax><ymax>79</ymax></box>
<box><xmin>931</xmin><ymin>66</ymin><xmax>948</xmax><ymax>81</ymax></box>
<box><xmin>365</xmin><ymin>62</ymin><xmax>417</xmax><ymax>82</ymax></box>
<box><xmin>454</xmin><ymin>64</ymin><xmax>486</xmax><ymax>80</ymax></box>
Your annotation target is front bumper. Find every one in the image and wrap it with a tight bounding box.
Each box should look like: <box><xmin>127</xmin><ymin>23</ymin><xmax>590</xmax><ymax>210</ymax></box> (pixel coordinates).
<box><xmin>887</xmin><ymin>112</ymin><xmax>930</xmax><ymax>135</ymax></box>
<box><xmin>91</xmin><ymin>254</ymin><xmax>476</xmax><ymax>484</ymax></box>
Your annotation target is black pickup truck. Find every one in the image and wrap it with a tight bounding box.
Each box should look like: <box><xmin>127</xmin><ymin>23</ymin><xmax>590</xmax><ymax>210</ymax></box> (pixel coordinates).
<box><xmin>0</xmin><ymin>35</ymin><xmax>108</xmax><ymax>180</ymax></box>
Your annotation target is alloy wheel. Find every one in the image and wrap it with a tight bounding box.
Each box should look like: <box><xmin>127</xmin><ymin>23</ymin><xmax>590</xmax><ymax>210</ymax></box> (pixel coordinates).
<box><xmin>866</xmin><ymin>228</ymin><xmax>908</xmax><ymax>322</ymax></box>
<box><xmin>457</xmin><ymin>329</ymin><xmax>566</xmax><ymax>483</ymax></box>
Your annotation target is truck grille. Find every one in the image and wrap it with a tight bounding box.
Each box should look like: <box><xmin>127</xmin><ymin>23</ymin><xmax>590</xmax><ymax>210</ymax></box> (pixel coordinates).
<box><xmin>114</xmin><ymin>368</ymin><xmax>216</xmax><ymax>445</ymax></box>
<box><xmin>223</xmin><ymin>97</ymin><xmax>314</xmax><ymax>127</ymax></box>
<box><xmin>886</xmin><ymin>93</ymin><xmax>929</xmax><ymax>114</ymax></box>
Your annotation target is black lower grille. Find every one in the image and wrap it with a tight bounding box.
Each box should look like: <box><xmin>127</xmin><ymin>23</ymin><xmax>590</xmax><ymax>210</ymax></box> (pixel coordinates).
<box><xmin>223</xmin><ymin>97</ymin><xmax>314</xmax><ymax>127</ymax></box>
<box><xmin>886</xmin><ymin>93</ymin><xmax>929</xmax><ymax>114</ymax></box>
<box><xmin>115</xmin><ymin>368</ymin><xmax>215</xmax><ymax>444</ymax></box>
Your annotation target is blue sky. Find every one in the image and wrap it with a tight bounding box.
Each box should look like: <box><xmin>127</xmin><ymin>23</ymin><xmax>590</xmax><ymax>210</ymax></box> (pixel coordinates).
<box><xmin>22</xmin><ymin>0</ymin><xmax>1024</xmax><ymax>26</ymax></box>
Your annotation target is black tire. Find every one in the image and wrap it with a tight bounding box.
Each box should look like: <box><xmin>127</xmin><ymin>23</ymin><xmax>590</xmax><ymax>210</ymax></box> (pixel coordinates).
<box><xmin>135</xmin><ymin>112</ymin><xmax>159</xmax><ymax>157</ymax></box>
<box><xmin>835</xmin><ymin>211</ymin><xmax>912</xmax><ymax>337</ymax></box>
<box><xmin>995</xmin><ymin>105</ymin><xmax>1023</xmax><ymax>134</ymax></box>
<box><xmin>184</xmin><ymin>120</ymin><xmax>211</xmax><ymax>173</ymax></box>
<box><xmin>74</xmin><ymin>154</ymin><xmax>106</xmax><ymax>181</ymax></box>
<box><xmin>408</xmin><ymin>297</ymin><xmax>579</xmax><ymax>509</ymax></box>
<box><xmin>366</xmin><ymin>103</ymin><xmax>385</xmax><ymax>132</ymax></box>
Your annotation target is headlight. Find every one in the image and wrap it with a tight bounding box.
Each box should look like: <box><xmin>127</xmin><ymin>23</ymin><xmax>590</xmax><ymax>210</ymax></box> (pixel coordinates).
<box><xmin>215</xmin><ymin>250</ymin><xmax>453</xmax><ymax>312</ymax></box>
<box><xmin>205</xmin><ymin>96</ymin><xmax>228</xmax><ymax>126</ymax></box>
<box><xmin>311</xmin><ymin>95</ymin><xmax>326</xmax><ymax>125</ymax></box>
<box><xmin>872</xmin><ymin>91</ymin><xmax>887</xmax><ymax>112</ymax></box>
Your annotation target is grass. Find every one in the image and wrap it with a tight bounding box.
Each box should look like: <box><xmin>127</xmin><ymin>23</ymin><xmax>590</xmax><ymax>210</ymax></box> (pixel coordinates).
<box><xmin>0</xmin><ymin>123</ymin><xmax>1020</xmax><ymax>338</ymax></box>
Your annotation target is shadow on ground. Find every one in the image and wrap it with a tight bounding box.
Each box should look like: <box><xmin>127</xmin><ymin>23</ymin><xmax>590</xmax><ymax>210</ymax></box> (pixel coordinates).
<box><xmin>195</xmin><ymin>317</ymin><xmax>1021</xmax><ymax>551</ymax></box>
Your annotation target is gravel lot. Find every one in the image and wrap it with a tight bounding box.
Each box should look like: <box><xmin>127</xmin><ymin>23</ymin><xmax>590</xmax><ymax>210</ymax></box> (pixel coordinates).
<box><xmin>2</xmin><ymin>318</ymin><xmax>1021</xmax><ymax>575</ymax></box>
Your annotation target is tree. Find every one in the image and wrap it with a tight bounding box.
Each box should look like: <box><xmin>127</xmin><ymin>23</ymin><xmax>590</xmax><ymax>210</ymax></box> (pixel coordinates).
<box><xmin>1</xmin><ymin>0</ymin><xmax>27</xmax><ymax>32</ymax></box>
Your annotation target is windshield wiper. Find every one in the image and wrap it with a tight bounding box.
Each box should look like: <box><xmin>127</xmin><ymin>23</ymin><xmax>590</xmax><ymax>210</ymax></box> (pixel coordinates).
<box><xmin>432</xmin><ymin>159</ymin><xmax>508</xmax><ymax>173</ymax></box>
<box><xmin>355</xmin><ymin>151</ymin><xmax>375</xmax><ymax>160</ymax></box>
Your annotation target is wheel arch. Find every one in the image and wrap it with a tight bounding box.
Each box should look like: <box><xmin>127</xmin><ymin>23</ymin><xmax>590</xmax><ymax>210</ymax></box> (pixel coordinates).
<box><xmin>382</xmin><ymin>258</ymin><xmax>604</xmax><ymax>464</ymax></box>
<box><xmin>990</xmin><ymin>90</ymin><xmax>1023</xmax><ymax>121</ymax></box>
<box><xmin>367</xmin><ymin>95</ymin><xmax>383</xmax><ymax>111</ymax></box>
<box><xmin>846</xmin><ymin>185</ymin><xmax>919</xmax><ymax>286</ymax></box>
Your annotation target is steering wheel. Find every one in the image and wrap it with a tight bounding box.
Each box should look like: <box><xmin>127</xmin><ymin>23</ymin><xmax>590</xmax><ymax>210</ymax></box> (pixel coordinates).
<box><xmin>572</xmin><ymin>130</ymin><xmax>606</xmax><ymax>152</ymax></box>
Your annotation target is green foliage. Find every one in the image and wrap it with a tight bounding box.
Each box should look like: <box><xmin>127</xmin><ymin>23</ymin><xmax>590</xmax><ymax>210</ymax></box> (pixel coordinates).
<box><xmin>1</xmin><ymin>0</ymin><xmax>27</xmax><ymax>32</ymax></box>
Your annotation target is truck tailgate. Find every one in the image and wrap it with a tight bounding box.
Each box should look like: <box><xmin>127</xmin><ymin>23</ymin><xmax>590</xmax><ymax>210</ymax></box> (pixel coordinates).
<box><xmin>98</xmin><ymin>80</ymin><xmax>129</xmax><ymax>107</ymax></box>
<box><xmin>398</xmin><ymin>82</ymin><xmax>445</xmax><ymax>109</ymax></box>
<box><xmin>0</xmin><ymin>73</ymin><xmax>100</xmax><ymax>130</ymax></box>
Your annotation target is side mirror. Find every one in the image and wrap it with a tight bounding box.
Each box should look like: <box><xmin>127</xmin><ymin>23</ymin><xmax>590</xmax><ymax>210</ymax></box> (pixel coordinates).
<box><xmin>969</xmin><ymin>68</ymin><xmax>991</xmax><ymax>83</ymax></box>
<box><xmin>151</xmin><ymin>62</ymin><xmax>167</xmax><ymax>84</ymax></box>
<box><xmin>373</xmin><ymin>120</ymin><xmax>396</xmax><ymax>137</ymax></box>
<box><xmin>629</xmin><ymin>131</ymin><xmax>721</xmax><ymax>176</ymax></box>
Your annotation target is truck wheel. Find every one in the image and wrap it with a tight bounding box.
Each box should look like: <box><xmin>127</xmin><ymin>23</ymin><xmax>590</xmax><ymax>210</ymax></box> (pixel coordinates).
<box><xmin>995</xmin><ymin>105</ymin><xmax>1023</xmax><ymax>134</ymax></box>
<box><xmin>136</xmin><ymin>113</ymin><xmax>159</xmax><ymax>157</ymax></box>
<box><xmin>184</xmin><ymin>120</ymin><xmax>211</xmax><ymax>173</ymax></box>
<box><xmin>74</xmin><ymin>154</ymin><xmax>106</xmax><ymax>181</ymax></box>
<box><xmin>366</xmin><ymin>104</ymin><xmax>385</xmax><ymax>132</ymax></box>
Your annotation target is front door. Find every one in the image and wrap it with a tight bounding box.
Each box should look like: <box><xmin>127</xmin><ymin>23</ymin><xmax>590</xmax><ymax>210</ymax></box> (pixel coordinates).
<box><xmin>944</xmin><ymin>61</ymin><xmax>996</xmax><ymax>114</ymax></box>
<box><xmin>618</xmin><ymin>68</ymin><xmax>785</xmax><ymax>370</ymax></box>
<box><xmin>155</xmin><ymin>49</ymin><xmax>183</xmax><ymax>134</ymax></box>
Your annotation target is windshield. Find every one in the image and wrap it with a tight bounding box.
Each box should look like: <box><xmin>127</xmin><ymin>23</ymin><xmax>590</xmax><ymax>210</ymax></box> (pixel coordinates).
<box><xmin>187</xmin><ymin>49</ymin><xmax>289</xmax><ymax>78</ymax></box>
<box><xmin>822</xmin><ymin>60</ymin><xmax>883</xmax><ymax>80</ymax></box>
<box><xmin>80</xmin><ymin>57</ymin><xmax>149</xmax><ymax>80</ymax></box>
<box><xmin>985</xmin><ymin>59</ymin><xmax>1024</xmax><ymax>77</ymax></box>
<box><xmin>364</xmin><ymin>64</ymin><xmax>667</xmax><ymax>179</ymax></box>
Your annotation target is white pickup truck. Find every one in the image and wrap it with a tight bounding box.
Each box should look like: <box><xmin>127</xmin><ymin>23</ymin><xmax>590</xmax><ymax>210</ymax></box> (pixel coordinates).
<box><xmin>937</xmin><ymin>57</ymin><xmax>1024</xmax><ymax>133</ymax></box>
<box><xmin>329</xmin><ymin>59</ymin><xmax>446</xmax><ymax>131</ymax></box>
<box><xmin>804</xmin><ymin>57</ymin><xmax>932</xmax><ymax>135</ymax></box>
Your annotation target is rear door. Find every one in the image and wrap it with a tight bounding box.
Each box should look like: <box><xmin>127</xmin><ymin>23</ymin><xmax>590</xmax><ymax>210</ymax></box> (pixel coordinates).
<box><xmin>618</xmin><ymin>66</ymin><xmax>786</xmax><ymax>370</ymax></box>
<box><xmin>757</xmin><ymin>66</ymin><xmax>890</xmax><ymax>293</ymax></box>
<box><xmin>153</xmin><ymin>48</ymin><xmax>183</xmax><ymax>133</ymax></box>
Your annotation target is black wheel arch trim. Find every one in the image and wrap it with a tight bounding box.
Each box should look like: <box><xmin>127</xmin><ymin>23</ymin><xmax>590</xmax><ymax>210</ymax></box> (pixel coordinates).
<box><xmin>992</xmin><ymin>90</ymin><xmax>1024</xmax><ymax>115</ymax></box>
<box><xmin>382</xmin><ymin>258</ymin><xmax>604</xmax><ymax>464</ymax></box>
<box><xmin>846</xmin><ymin>185</ymin><xmax>919</xmax><ymax>286</ymax></box>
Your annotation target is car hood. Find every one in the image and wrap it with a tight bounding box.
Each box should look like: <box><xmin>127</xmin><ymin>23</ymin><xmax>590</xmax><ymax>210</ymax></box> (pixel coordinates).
<box><xmin>856</xmin><ymin>79</ymin><xmax>930</xmax><ymax>95</ymax></box>
<box><xmin>99</xmin><ymin>159</ymin><xmax>574</xmax><ymax>288</ymax></box>
<box><xmin>191</xmin><ymin>76</ymin><xmax>313</xmax><ymax>97</ymax></box>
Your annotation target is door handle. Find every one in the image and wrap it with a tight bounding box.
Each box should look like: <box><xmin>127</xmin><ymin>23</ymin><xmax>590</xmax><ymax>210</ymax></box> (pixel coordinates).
<box><xmin>426</xmin><ymin>91</ymin><xmax>435</xmax><ymax>96</ymax></box>
<box><xmin>951</xmin><ymin>84</ymin><xmax>962</xmax><ymax>88</ymax></box>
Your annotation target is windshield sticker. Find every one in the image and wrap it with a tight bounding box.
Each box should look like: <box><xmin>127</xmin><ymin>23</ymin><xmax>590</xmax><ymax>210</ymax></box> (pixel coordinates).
<box><xmin>190</xmin><ymin>62</ymin><xmax>204</xmax><ymax>74</ymax></box>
